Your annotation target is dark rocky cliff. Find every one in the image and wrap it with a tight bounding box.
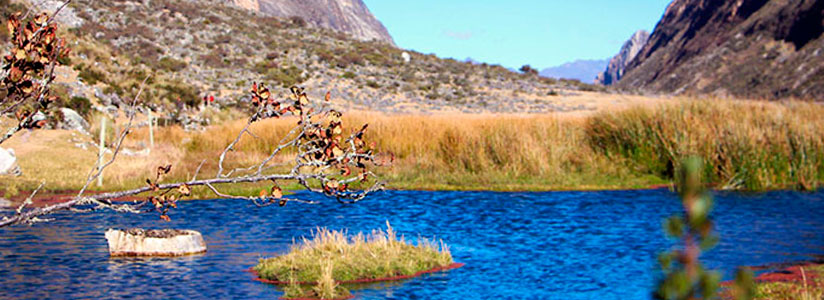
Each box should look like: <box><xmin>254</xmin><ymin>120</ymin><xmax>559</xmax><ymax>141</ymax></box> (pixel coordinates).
<box><xmin>616</xmin><ymin>0</ymin><xmax>824</xmax><ymax>100</ymax></box>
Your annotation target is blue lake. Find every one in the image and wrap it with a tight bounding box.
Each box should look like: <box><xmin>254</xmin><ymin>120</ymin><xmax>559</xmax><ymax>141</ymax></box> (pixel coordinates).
<box><xmin>1</xmin><ymin>189</ymin><xmax>823</xmax><ymax>299</ymax></box>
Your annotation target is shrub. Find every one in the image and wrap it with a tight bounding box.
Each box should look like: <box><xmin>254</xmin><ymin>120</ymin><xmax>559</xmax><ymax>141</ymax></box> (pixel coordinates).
<box><xmin>519</xmin><ymin>64</ymin><xmax>538</xmax><ymax>75</ymax></box>
<box><xmin>265</xmin><ymin>52</ymin><xmax>279</xmax><ymax>60</ymax></box>
<box><xmin>157</xmin><ymin>57</ymin><xmax>187</xmax><ymax>72</ymax></box>
<box><xmin>159</xmin><ymin>81</ymin><xmax>200</xmax><ymax>107</ymax></box>
<box><xmin>213</xmin><ymin>34</ymin><xmax>232</xmax><ymax>45</ymax></box>
<box><xmin>199</xmin><ymin>53</ymin><xmax>227</xmax><ymax>69</ymax></box>
<box><xmin>366</xmin><ymin>80</ymin><xmax>380</xmax><ymax>89</ymax></box>
<box><xmin>78</xmin><ymin>67</ymin><xmax>107</xmax><ymax>85</ymax></box>
<box><xmin>288</xmin><ymin>16</ymin><xmax>306</xmax><ymax>28</ymax></box>
<box><xmin>341</xmin><ymin>71</ymin><xmax>356</xmax><ymax>79</ymax></box>
<box><xmin>66</xmin><ymin>96</ymin><xmax>93</xmax><ymax>116</ymax></box>
<box><xmin>338</xmin><ymin>51</ymin><xmax>364</xmax><ymax>68</ymax></box>
<box><xmin>265</xmin><ymin>65</ymin><xmax>305</xmax><ymax>88</ymax></box>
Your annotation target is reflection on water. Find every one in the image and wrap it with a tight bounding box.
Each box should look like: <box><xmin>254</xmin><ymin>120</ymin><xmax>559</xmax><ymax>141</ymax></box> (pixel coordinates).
<box><xmin>106</xmin><ymin>255</ymin><xmax>201</xmax><ymax>275</ymax></box>
<box><xmin>1</xmin><ymin>189</ymin><xmax>823</xmax><ymax>299</ymax></box>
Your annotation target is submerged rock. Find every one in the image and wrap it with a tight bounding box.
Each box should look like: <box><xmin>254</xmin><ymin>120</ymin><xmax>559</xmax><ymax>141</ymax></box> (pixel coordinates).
<box><xmin>105</xmin><ymin>228</ymin><xmax>207</xmax><ymax>256</ymax></box>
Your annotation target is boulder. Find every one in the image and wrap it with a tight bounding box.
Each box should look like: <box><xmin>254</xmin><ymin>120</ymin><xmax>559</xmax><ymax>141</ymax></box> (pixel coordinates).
<box><xmin>0</xmin><ymin>148</ymin><xmax>20</xmax><ymax>176</ymax></box>
<box><xmin>59</xmin><ymin>108</ymin><xmax>90</xmax><ymax>134</ymax></box>
<box><xmin>105</xmin><ymin>228</ymin><xmax>207</xmax><ymax>257</ymax></box>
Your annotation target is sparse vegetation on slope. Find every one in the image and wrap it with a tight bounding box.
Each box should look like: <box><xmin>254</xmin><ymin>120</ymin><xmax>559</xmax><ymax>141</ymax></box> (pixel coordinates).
<box><xmin>52</xmin><ymin>0</ymin><xmax>599</xmax><ymax>115</ymax></box>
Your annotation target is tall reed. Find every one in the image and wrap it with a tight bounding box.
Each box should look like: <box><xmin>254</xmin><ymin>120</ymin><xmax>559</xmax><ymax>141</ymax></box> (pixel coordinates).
<box><xmin>586</xmin><ymin>100</ymin><xmax>824</xmax><ymax>190</ymax></box>
<box><xmin>10</xmin><ymin>99</ymin><xmax>822</xmax><ymax>193</ymax></box>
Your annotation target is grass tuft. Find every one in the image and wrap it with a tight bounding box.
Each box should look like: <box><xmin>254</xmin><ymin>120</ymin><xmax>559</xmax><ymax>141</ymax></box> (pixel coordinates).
<box><xmin>254</xmin><ymin>222</ymin><xmax>453</xmax><ymax>283</ymax></box>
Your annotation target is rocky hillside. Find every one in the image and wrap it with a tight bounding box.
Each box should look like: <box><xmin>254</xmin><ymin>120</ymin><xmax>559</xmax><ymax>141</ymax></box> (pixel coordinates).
<box><xmin>616</xmin><ymin>0</ymin><xmax>824</xmax><ymax>100</ymax></box>
<box><xmin>596</xmin><ymin>30</ymin><xmax>648</xmax><ymax>85</ymax></box>
<box><xmin>5</xmin><ymin>0</ymin><xmax>600</xmax><ymax>120</ymax></box>
<box><xmin>225</xmin><ymin>0</ymin><xmax>395</xmax><ymax>45</ymax></box>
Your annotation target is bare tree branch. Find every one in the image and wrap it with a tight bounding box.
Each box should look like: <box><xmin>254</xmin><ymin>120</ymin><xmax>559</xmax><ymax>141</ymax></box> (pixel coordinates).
<box><xmin>0</xmin><ymin>7</ymin><xmax>387</xmax><ymax>228</ymax></box>
<box><xmin>76</xmin><ymin>76</ymin><xmax>149</xmax><ymax>198</ymax></box>
<box><xmin>15</xmin><ymin>181</ymin><xmax>44</xmax><ymax>214</ymax></box>
<box><xmin>1</xmin><ymin>84</ymin><xmax>387</xmax><ymax>228</ymax></box>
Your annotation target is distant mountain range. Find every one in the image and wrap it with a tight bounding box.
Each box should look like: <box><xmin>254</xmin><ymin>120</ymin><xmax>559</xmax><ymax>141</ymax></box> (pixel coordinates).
<box><xmin>539</xmin><ymin>59</ymin><xmax>609</xmax><ymax>83</ymax></box>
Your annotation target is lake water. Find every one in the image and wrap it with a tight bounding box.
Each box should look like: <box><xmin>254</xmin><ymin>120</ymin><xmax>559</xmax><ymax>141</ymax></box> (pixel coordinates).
<box><xmin>1</xmin><ymin>189</ymin><xmax>823</xmax><ymax>299</ymax></box>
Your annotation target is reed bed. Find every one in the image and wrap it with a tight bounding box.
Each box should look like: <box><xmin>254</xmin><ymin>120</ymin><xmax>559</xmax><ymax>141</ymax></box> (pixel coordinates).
<box><xmin>586</xmin><ymin>100</ymin><xmax>824</xmax><ymax>190</ymax></box>
<box><xmin>142</xmin><ymin>111</ymin><xmax>652</xmax><ymax>192</ymax></box>
<box><xmin>5</xmin><ymin>99</ymin><xmax>823</xmax><ymax>194</ymax></box>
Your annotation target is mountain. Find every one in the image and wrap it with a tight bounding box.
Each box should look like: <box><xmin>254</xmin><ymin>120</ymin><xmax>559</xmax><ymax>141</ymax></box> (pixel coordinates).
<box><xmin>540</xmin><ymin>59</ymin><xmax>609</xmax><ymax>83</ymax></box>
<box><xmin>616</xmin><ymin>0</ymin><xmax>824</xmax><ymax>99</ymax></box>
<box><xmin>596</xmin><ymin>30</ymin><xmax>649</xmax><ymax>85</ymax></box>
<box><xmin>33</xmin><ymin>0</ymin><xmax>596</xmax><ymax>116</ymax></box>
<box><xmin>226</xmin><ymin>0</ymin><xmax>395</xmax><ymax>45</ymax></box>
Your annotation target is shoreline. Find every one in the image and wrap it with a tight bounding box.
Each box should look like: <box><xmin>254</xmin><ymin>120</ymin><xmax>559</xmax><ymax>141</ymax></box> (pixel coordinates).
<box><xmin>6</xmin><ymin>181</ymin><xmax>823</xmax><ymax>208</ymax></box>
<box><xmin>721</xmin><ymin>261</ymin><xmax>824</xmax><ymax>299</ymax></box>
<box><xmin>1</xmin><ymin>184</ymin><xmax>679</xmax><ymax>207</ymax></box>
<box><xmin>250</xmin><ymin>263</ymin><xmax>465</xmax><ymax>285</ymax></box>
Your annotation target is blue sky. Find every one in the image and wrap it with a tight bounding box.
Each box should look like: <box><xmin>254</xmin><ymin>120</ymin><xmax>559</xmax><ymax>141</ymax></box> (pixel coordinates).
<box><xmin>362</xmin><ymin>0</ymin><xmax>672</xmax><ymax>69</ymax></box>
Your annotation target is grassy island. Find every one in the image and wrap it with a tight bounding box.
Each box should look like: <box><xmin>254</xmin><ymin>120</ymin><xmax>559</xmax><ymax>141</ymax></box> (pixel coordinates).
<box><xmin>253</xmin><ymin>223</ymin><xmax>456</xmax><ymax>299</ymax></box>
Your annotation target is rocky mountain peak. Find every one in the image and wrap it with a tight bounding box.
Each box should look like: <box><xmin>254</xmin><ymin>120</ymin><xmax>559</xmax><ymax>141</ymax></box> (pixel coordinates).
<box><xmin>226</xmin><ymin>0</ymin><xmax>395</xmax><ymax>45</ymax></box>
<box><xmin>596</xmin><ymin>30</ymin><xmax>649</xmax><ymax>85</ymax></box>
<box><xmin>616</xmin><ymin>0</ymin><xmax>824</xmax><ymax>99</ymax></box>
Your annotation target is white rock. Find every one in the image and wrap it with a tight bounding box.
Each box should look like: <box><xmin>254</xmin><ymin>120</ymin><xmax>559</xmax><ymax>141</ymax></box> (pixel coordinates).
<box><xmin>105</xmin><ymin>229</ymin><xmax>207</xmax><ymax>257</ymax></box>
<box><xmin>0</xmin><ymin>198</ymin><xmax>11</xmax><ymax>209</ymax></box>
<box><xmin>59</xmin><ymin>108</ymin><xmax>90</xmax><ymax>134</ymax></box>
<box><xmin>0</xmin><ymin>148</ymin><xmax>20</xmax><ymax>176</ymax></box>
<box><xmin>401</xmin><ymin>52</ymin><xmax>411</xmax><ymax>64</ymax></box>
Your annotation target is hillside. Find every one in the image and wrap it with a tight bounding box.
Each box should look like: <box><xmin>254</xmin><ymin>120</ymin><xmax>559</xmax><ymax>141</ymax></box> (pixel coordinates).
<box><xmin>6</xmin><ymin>0</ymin><xmax>603</xmax><ymax>122</ymax></box>
<box><xmin>224</xmin><ymin>0</ymin><xmax>395</xmax><ymax>45</ymax></box>
<box><xmin>616</xmin><ymin>0</ymin><xmax>824</xmax><ymax>100</ymax></box>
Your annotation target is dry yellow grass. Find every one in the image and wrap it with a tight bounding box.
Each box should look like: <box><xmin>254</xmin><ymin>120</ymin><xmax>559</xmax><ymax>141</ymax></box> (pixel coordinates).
<box><xmin>588</xmin><ymin>99</ymin><xmax>824</xmax><ymax>190</ymax></box>
<box><xmin>2</xmin><ymin>97</ymin><xmax>822</xmax><ymax>199</ymax></box>
<box><xmin>255</xmin><ymin>222</ymin><xmax>452</xmax><ymax>298</ymax></box>
<box><xmin>254</xmin><ymin>222</ymin><xmax>453</xmax><ymax>282</ymax></box>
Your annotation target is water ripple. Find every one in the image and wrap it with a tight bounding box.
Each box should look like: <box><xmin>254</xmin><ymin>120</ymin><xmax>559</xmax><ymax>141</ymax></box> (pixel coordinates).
<box><xmin>1</xmin><ymin>189</ymin><xmax>823</xmax><ymax>299</ymax></box>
